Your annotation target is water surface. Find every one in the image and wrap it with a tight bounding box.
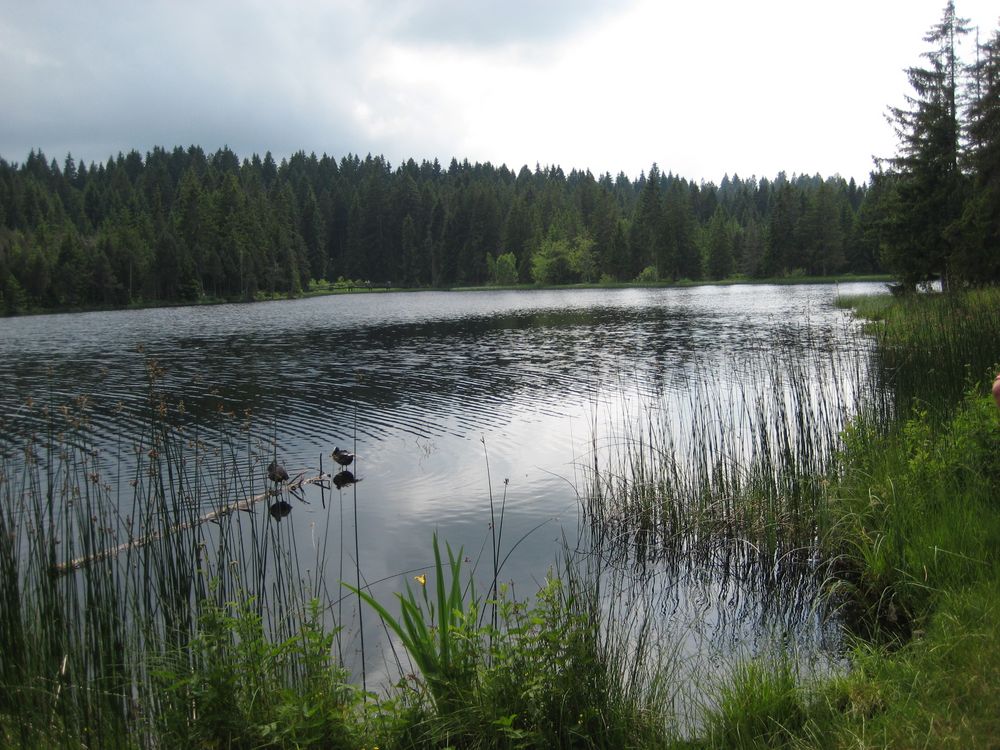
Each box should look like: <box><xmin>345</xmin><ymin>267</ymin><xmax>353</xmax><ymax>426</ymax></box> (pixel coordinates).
<box><xmin>0</xmin><ymin>283</ymin><xmax>883</xmax><ymax>686</ymax></box>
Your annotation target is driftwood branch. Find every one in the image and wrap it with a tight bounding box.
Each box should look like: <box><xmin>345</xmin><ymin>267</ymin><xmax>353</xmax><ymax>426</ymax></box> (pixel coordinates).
<box><xmin>49</xmin><ymin>473</ymin><xmax>330</xmax><ymax>577</ymax></box>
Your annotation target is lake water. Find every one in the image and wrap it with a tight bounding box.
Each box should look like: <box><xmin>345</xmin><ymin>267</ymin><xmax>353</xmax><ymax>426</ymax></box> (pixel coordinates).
<box><xmin>0</xmin><ymin>283</ymin><xmax>883</xmax><ymax>693</ymax></box>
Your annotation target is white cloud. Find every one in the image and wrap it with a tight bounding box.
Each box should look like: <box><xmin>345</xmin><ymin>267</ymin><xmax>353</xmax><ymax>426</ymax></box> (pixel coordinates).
<box><xmin>1</xmin><ymin>0</ymin><xmax>998</xmax><ymax>181</ymax></box>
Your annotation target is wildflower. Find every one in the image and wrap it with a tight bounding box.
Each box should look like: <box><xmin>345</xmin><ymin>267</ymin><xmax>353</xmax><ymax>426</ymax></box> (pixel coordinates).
<box><xmin>414</xmin><ymin>574</ymin><xmax>426</xmax><ymax>586</ymax></box>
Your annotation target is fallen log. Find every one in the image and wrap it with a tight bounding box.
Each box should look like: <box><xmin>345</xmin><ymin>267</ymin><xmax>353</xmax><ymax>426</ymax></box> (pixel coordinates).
<box><xmin>49</xmin><ymin>472</ymin><xmax>330</xmax><ymax>577</ymax></box>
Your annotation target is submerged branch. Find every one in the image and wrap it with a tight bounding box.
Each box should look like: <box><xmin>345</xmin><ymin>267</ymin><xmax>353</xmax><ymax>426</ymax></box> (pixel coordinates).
<box><xmin>48</xmin><ymin>472</ymin><xmax>330</xmax><ymax>577</ymax></box>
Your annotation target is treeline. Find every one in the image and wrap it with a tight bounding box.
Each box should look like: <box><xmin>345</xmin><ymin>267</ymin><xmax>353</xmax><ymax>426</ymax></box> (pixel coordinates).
<box><xmin>0</xmin><ymin>146</ymin><xmax>876</xmax><ymax>312</ymax></box>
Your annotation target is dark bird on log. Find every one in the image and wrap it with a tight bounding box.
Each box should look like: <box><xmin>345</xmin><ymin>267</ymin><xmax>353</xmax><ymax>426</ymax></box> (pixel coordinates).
<box><xmin>333</xmin><ymin>470</ymin><xmax>356</xmax><ymax>490</ymax></box>
<box><xmin>268</xmin><ymin>460</ymin><xmax>289</xmax><ymax>485</ymax></box>
<box><xmin>331</xmin><ymin>447</ymin><xmax>354</xmax><ymax>467</ymax></box>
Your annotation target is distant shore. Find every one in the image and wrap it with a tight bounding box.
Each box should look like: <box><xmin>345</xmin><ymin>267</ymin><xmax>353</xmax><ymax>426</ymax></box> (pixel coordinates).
<box><xmin>2</xmin><ymin>274</ymin><xmax>894</xmax><ymax>319</ymax></box>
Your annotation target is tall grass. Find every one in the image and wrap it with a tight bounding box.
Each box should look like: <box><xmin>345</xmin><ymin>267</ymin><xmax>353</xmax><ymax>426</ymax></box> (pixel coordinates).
<box><xmin>0</xmin><ymin>358</ymin><xmax>351</xmax><ymax>747</ymax></box>
<box><xmin>825</xmin><ymin>288</ymin><xmax>1000</xmax><ymax>636</ymax></box>
<box><xmin>660</xmin><ymin>289</ymin><xmax>1000</xmax><ymax>748</ymax></box>
<box><xmin>582</xmin><ymin>339</ymin><xmax>874</xmax><ymax>573</ymax></box>
<box><xmin>1</xmin><ymin>354</ymin><xmax>683</xmax><ymax>747</ymax></box>
<box><xmin>838</xmin><ymin>286</ymin><xmax>1000</xmax><ymax>418</ymax></box>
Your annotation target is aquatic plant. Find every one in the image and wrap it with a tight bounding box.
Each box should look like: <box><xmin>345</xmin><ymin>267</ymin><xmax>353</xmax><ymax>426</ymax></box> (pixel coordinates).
<box><xmin>346</xmin><ymin>533</ymin><xmax>478</xmax><ymax>713</ymax></box>
<box><xmin>0</xmin><ymin>359</ymin><xmax>343</xmax><ymax>745</ymax></box>
<box><xmin>354</xmin><ymin>538</ymin><xmax>676</xmax><ymax>748</ymax></box>
<box><xmin>582</xmin><ymin>336</ymin><xmax>873</xmax><ymax>572</ymax></box>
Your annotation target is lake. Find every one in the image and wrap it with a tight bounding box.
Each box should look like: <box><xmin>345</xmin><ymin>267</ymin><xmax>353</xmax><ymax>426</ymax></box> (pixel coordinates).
<box><xmin>0</xmin><ymin>282</ymin><xmax>883</xmax><ymax>693</ymax></box>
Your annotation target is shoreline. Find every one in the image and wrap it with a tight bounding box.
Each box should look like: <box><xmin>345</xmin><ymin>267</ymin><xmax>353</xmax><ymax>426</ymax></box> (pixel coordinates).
<box><xmin>2</xmin><ymin>273</ymin><xmax>893</xmax><ymax>319</ymax></box>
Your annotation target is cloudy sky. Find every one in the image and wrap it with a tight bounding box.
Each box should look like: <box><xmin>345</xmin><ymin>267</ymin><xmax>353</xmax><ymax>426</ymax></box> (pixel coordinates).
<box><xmin>1</xmin><ymin>0</ymin><xmax>997</xmax><ymax>184</ymax></box>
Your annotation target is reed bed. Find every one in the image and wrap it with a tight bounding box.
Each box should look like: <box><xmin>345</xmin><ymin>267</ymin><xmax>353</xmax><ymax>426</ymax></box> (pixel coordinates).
<box><xmin>0</xmin><ymin>361</ymin><xmax>350</xmax><ymax>747</ymax></box>
<box><xmin>581</xmin><ymin>336</ymin><xmax>878</xmax><ymax>569</ymax></box>
<box><xmin>0</xmin><ymin>355</ymin><xmax>679</xmax><ymax>748</ymax></box>
<box><xmin>838</xmin><ymin>286</ymin><xmax>1000</xmax><ymax>418</ymax></box>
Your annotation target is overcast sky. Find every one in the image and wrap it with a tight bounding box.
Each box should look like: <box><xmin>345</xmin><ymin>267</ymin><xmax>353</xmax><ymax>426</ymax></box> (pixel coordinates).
<box><xmin>1</xmin><ymin>0</ymin><xmax>997</xmax><ymax>184</ymax></box>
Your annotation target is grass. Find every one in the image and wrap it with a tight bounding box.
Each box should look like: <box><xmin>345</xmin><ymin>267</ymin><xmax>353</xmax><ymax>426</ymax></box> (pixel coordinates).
<box><xmin>688</xmin><ymin>287</ymin><xmax>1000</xmax><ymax>749</ymax></box>
<box><xmin>837</xmin><ymin>286</ymin><xmax>1000</xmax><ymax>417</ymax></box>
<box><xmin>581</xmin><ymin>286</ymin><xmax>1000</xmax><ymax>747</ymax></box>
<box><xmin>582</xmin><ymin>338</ymin><xmax>870</xmax><ymax>574</ymax></box>
<box><xmin>364</xmin><ymin>553</ymin><xmax>675</xmax><ymax>749</ymax></box>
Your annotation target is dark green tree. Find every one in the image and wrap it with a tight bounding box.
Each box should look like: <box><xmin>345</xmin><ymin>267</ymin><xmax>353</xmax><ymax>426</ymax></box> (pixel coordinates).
<box><xmin>628</xmin><ymin>164</ymin><xmax>665</xmax><ymax>278</ymax></box>
<box><xmin>951</xmin><ymin>22</ymin><xmax>1000</xmax><ymax>284</ymax></box>
<box><xmin>703</xmin><ymin>207</ymin><xmax>734</xmax><ymax>280</ymax></box>
<box><xmin>880</xmin><ymin>1</ymin><xmax>971</xmax><ymax>289</ymax></box>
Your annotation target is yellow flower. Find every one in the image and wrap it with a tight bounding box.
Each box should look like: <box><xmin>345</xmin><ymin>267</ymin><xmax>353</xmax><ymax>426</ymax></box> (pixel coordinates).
<box><xmin>414</xmin><ymin>574</ymin><xmax>426</xmax><ymax>586</ymax></box>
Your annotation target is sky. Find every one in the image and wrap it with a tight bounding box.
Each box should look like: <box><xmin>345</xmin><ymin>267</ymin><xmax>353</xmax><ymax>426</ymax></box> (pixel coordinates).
<box><xmin>1</xmin><ymin>0</ymin><xmax>998</xmax><ymax>185</ymax></box>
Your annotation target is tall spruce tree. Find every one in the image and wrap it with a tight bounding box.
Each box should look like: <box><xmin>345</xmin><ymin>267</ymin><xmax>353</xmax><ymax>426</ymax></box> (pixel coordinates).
<box><xmin>952</xmin><ymin>22</ymin><xmax>1000</xmax><ymax>284</ymax></box>
<box><xmin>880</xmin><ymin>1</ymin><xmax>970</xmax><ymax>290</ymax></box>
<box><xmin>628</xmin><ymin>164</ymin><xmax>664</xmax><ymax>278</ymax></box>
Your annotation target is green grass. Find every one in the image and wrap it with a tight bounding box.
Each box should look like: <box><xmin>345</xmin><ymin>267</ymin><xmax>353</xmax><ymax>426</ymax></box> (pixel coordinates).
<box><xmin>689</xmin><ymin>287</ymin><xmax>1000</xmax><ymax>749</ymax></box>
<box><xmin>838</xmin><ymin>286</ymin><xmax>1000</xmax><ymax>416</ymax></box>
<box><xmin>824</xmin><ymin>580</ymin><xmax>1000</xmax><ymax>748</ymax></box>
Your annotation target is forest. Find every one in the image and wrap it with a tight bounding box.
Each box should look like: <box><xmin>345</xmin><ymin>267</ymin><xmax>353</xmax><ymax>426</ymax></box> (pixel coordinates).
<box><xmin>0</xmin><ymin>2</ymin><xmax>997</xmax><ymax>313</ymax></box>
<box><xmin>0</xmin><ymin>148</ymin><xmax>875</xmax><ymax>313</ymax></box>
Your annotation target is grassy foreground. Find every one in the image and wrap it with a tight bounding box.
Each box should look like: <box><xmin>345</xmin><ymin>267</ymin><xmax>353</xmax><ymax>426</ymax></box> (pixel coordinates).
<box><xmin>697</xmin><ymin>287</ymin><xmax>1000</xmax><ymax>748</ymax></box>
<box><xmin>696</xmin><ymin>388</ymin><xmax>999</xmax><ymax>749</ymax></box>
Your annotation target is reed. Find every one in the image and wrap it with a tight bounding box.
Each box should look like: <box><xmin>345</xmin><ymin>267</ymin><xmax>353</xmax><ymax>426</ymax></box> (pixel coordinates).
<box><xmin>0</xmin><ymin>358</ymin><xmax>350</xmax><ymax>746</ymax></box>
<box><xmin>840</xmin><ymin>286</ymin><xmax>1000</xmax><ymax>418</ymax></box>
<box><xmin>581</xmin><ymin>338</ymin><xmax>873</xmax><ymax>573</ymax></box>
<box><xmin>1</xmin><ymin>354</ymin><xmax>682</xmax><ymax>747</ymax></box>
<box><xmin>785</xmin><ymin>288</ymin><xmax>1000</xmax><ymax>745</ymax></box>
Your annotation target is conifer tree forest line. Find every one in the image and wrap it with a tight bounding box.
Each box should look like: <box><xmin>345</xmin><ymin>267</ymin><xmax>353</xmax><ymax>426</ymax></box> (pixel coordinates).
<box><xmin>0</xmin><ymin>2</ymin><xmax>997</xmax><ymax>313</ymax></box>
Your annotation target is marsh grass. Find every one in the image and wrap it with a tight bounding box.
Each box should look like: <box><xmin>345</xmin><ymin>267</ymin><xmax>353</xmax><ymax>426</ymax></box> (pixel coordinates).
<box><xmin>838</xmin><ymin>286</ymin><xmax>1000</xmax><ymax>417</ymax></box>
<box><xmin>718</xmin><ymin>288</ymin><xmax>1000</xmax><ymax>747</ymax></box>
<box><xmin>1</xmin><ymin>354</ymin><xmax>681</xmax><ymax>748</ymax></box>
<box><xmin>823</xmin><ymin>288</ymin><xmax>1000</xmax><ymax>637</ymax></box>
<box><xmin>0</xmin><ymin>359</ymin><xmax>351</xmax><ymax>747</ymax></box>
<box><xmin>665</xmin><ymin>289</ymin><xmax>1000</xmax><ymax>747</ymax></box>
<box><xmin>582</xmin><ymin>339</ymin><xmax>874</xmax><ymax>576</ymax></box>
<box><xmin>824</xmin><ymin>384</ymin><xmax>1000</xmax><ymax>636</ymax></box>
<box><xmin>701</xmin><ymin>656</ymin><xmax>810</xmax><ymax>749</ymax></box>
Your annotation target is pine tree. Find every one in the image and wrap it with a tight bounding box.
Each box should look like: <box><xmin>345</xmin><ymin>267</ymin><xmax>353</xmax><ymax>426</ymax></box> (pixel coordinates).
<box><xmin>880</xmin><ymin>1</ymin><xmax>971</xmax><ymax>289</ymax></box>
<box><xmin>628</xmin><ymin>164</ymin><xmax>664</xmax><ymax>278</ymax></box>
<box><xmin>952</xmin><ymin>22</ymin><xmax>1000</xmax><ymax>284</ymax></box>
<box><xmin>704</xmin><ymin>207</ymin><xmax>733</xmax><ymax>280</ymax></box>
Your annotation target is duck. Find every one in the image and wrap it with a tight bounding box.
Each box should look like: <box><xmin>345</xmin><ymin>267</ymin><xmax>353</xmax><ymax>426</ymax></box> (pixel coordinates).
<box><xmin>333</xmin><ymin>470</ymin><xmax>355</xmax><ymax>489</ymax></box>
<box><xmin>268</xmin><ymin>460</ymin><xmax>290</xmax><ymax>485</ymax></box>
<box><xmin>331</xmin><ymin>447</ymin><xmax>355</xmax><ymax>467</ymax></box>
